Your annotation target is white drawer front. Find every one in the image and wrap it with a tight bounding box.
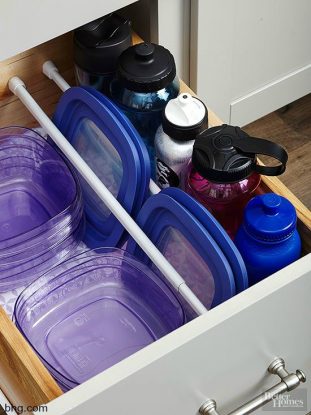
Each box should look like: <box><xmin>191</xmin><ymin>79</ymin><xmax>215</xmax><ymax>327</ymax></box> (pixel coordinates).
<box><xmin>0</xmin><ymin>0</ymin><xmax>136</xmax><ymax>60</ymax></box>
<box><xmin>46</xmin><ymin>254</ymin><xmax>311</xmax><ymax>415</ymax></box>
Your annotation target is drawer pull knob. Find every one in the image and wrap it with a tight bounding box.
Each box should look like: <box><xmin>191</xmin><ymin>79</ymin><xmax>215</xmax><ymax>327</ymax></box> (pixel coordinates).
<box><xmin>199</xmin><ymin>357</ymin><xmax>306</xmax><ymax>415</ymax></box>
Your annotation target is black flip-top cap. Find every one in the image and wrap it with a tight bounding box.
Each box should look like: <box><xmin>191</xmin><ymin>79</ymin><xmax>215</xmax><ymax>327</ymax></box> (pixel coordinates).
<box><xmin>193</xmin><ymin>125</ymin><xmax>255</xmax><ymax>183</ymax></box>
<box><xmin>74</xmin><ymin>13</ymin><xmax>132</xmax><ymax>74</ymax></box>
<box><xmin>162</xmin><ymin>96</ymin><xmax>208</xmax><ymax>142</ymax></box>
<box><xmin>192</xmin><ymin>124</ymin><xmax>288</xmax><ymax>183</ymax></box>
<box><xmin>116</xmin><ymin>42</ymin><xmax>177</xmax><ymax>92</ymax></box>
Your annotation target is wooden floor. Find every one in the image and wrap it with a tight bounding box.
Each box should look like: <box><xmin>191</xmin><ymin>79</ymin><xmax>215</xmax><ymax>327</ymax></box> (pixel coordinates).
<box><xmin>244</xmin><ymin>93</ymin><xmax>311</xmax><ymax>209</ymax></box>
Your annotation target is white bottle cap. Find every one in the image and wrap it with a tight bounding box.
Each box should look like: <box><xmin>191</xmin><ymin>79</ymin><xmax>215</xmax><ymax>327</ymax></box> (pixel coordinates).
<box><xmin>164</xmin><ymin>93</ymin><xmax>207</xmax><ymax>127</ymax></box>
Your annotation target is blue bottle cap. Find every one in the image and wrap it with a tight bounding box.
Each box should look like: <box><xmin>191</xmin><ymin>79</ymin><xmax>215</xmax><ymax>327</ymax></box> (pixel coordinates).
<box><xmin>243</xmin><ymin>193</ymin><xmax>297</xmax><ymax>242</ymax></box>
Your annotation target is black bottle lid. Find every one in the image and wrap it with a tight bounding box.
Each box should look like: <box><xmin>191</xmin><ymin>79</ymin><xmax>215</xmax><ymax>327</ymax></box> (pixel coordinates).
<box><xmin>115</xmin><ymin>42</ymin><xmax>177</xmax><ymax>92</ymax></box>
<box><xmin>192</xmin><ymin>124</ymin><xmax>288</xmax><ymax>183</ymax></box>
<box><xmin>162</xmin><ymin>93</ymin><xmax>208</xmax><ymax>142</ymax></box>
<box><xmin>74</xmin><ymin>13</ymin><xmax>132</xmax><ymax>74</ymax></box>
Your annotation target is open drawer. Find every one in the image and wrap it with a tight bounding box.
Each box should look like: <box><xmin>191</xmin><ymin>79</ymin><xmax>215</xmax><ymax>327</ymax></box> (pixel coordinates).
<box><xmin>0</xmin><ymin>31</ymin><xmax>310</xmax><ymax>415</ymax></box>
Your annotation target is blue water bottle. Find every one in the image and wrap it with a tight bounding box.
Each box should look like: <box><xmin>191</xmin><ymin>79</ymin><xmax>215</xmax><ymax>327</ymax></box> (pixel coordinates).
<box><xmin>110</xmin><ymin>42</ymin><xmax>180</xmax><ymax>176</ymax></box>
<box><xmin>235</xmin><ymin>193</ymin><xmax>301</xmax><ymax>285</ymax></box>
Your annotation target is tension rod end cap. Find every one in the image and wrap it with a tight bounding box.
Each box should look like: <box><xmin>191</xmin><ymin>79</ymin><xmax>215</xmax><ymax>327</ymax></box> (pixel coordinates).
<box><xmin>8</xmin><ymin>76</ymin><xmax>26</xmax><ymax>94</ymax></box>
<box><xmin>42</xmin><ymin>60</ymin><xmax>58</xmax><ymax>79</ymax></box>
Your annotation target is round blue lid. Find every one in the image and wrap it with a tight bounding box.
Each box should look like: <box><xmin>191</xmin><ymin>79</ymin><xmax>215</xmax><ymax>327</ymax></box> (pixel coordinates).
<box><xmin>243</xmin><ymin>193</ymin><xmax>297</xmax><ymax>241</ymax></box>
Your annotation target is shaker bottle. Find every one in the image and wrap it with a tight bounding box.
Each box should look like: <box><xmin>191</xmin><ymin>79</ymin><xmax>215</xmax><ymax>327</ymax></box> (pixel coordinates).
<box><xmin>235</xmin><ymin>193</ymin><xmax>301</xmax><ymax>285</ymax></box>
<box><xmin>186</xmin><ymin>124</ymin><xmax>288</xmax><ymax>239</ymax></box>
<box><xmin>155</xmin><ymin>93</ymin><xmax>208</xmax><ymax>189</ymax></box>
<box><xmin>110</xmin><ymin>42</ymin><xmax>180</xmax><ymax>176</ymax></box>
<box><xmin>74</xmin><ymin>13</ymin><xmax>132</xmax><ymax>96</ymax></box>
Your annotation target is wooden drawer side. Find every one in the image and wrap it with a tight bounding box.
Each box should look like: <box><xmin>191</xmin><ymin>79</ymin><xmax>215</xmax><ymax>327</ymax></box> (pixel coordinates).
<box><xmin>0</xmin><ymin>308</ymin><xmax>62</xmax><ymax>407</ymax></box>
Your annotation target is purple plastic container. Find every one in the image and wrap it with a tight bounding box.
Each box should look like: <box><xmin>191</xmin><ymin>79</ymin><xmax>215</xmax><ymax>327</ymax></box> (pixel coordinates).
<box><xmin>0</xmin><ymin>132</ymin><xmax>79</xmax><ymax>242</ymax></box>
<box><xmin>0</xmin><ymin>127</ymin><xmax>84</xmax><ymax>290</ymax></box>
<box><xmin>14</xmin><ymin>248</ymin><xmax>185</xmax><ymax>390</ymax></box>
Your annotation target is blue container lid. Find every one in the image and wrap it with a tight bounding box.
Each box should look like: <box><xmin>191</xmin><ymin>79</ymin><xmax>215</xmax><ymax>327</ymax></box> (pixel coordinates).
<box><xmin>243</xmin><ymin>193</ymin><xmax>297</xmax><ymax>241</ymax></box>
<box><xmin>127</xmin><ymin>192</ymin><xmax>236</xmax><ymax>313</ymax></box>
<box><xmin>53</xmin><ymin>87</ymin><xmax>149</xmax><ymax>247</ymax></box>
<box><xmin>82</xmin><ymin>86</ymin><xmax>150</xmax><ymax>215</ymax></box>
<box><xmin>162</xmin><ymin>187</ymin><xmax>248</xmax><ymax>292</ymax></box>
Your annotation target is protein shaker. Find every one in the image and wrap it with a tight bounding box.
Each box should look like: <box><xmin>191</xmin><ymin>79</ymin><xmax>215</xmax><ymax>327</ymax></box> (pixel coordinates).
<box><xmin>155</xmin><ymin>93</ymin><xmax>208</xmax><ymax>189</ymax></box>
<box><xmin>186</xmin><ymin>124</ymin><xmax>288</xmax><ymax>239</ymax></box>
<box><xmin>110</xmin><ymin>42</ymin><xmax>180</xmax><ymax>176</ymax></box>
<box><xmin>74</xmin><ymin>13</ymin><xmax>132</xmax><ymax>96</ymax></box>
<box><xmin>235</xmin><ymin>193</ymin><xmax>301</xmax><ymax>285</ymax></box>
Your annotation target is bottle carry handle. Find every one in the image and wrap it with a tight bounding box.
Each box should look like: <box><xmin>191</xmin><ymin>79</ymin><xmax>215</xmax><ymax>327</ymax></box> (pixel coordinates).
<box><xmin>231</xmin><ymin>134</ymin><xmax>288</xmax><ymax>176</ymax></box>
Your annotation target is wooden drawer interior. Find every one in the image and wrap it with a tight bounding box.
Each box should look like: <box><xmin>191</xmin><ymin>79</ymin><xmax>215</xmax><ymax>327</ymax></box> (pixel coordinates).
<box><xmin>0</xmin><ymin>30</ymin><xmax>310</xmax><ymax>410</ymax></box>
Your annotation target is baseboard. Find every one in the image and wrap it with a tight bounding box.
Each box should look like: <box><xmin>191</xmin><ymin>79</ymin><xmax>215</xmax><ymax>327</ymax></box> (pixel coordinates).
<box><xmin>230</xmin><ymin>63</ymin><xmax>311</xmax><ymax>126</ymax></box>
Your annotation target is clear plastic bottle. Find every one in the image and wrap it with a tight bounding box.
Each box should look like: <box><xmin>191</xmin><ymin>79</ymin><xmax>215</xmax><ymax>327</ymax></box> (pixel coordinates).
<box><xmin>186</xmin><ymin>125</ymin><xmax>288</xmax><ymax>239</ymax></box>
<box><xmin>187</xmin><ymin>166</ymin><xmax>261</xmax><ymax>239</ymax></box>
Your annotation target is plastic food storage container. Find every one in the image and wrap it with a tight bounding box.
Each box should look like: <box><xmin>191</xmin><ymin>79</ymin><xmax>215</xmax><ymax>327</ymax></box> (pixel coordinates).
<box><xmin>14</xmin><ymin>248</ymin><xmax>185</xmax><ymax>390</ymax></box>
<box><xmin>0</xmin><ymin>127</ymin><xmax>84</xmax><ymax>290</ymax></box>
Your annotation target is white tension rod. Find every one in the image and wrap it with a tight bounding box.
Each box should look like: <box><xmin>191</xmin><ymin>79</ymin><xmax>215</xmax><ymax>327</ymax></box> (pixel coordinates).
<box><xmin>42</xmin><ymin>60</ymin><xmax>161</xmax><ymax>195</ymax></box>
<box><xmin>8</xmin><ymin>76</ymin><xmax>207</xmax><ymax>316</ymax></box>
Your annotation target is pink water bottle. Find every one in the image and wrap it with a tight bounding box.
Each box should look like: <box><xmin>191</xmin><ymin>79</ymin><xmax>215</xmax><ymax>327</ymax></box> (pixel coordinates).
<box><xmin>186</xmin><ymin>125</ymin><xmax>288</xmax><ymax>239</ymax></box>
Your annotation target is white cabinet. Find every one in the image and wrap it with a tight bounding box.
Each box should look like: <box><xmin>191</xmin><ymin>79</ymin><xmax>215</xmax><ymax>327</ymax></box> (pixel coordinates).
<box><xmin>46</xmin><ymin>255</ymin><xmax>311</xmax><ymax>415</ymax></box>
<box><xmin>0</xmin><ymin>0</ymin><xmax>137</xmax><ymax>61</ymax></box>
<box><xmin>190</xmin><ymin>0</ymin><xmax>311</xmax><ymax>125</ymax></box>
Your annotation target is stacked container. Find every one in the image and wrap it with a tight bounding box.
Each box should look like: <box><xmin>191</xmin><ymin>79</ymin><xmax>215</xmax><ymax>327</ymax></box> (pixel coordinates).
<box><xmin>0</xmin><ymin>127</ymin><xmax>84</xmax><ymax>291</ymax></box>
<box><xmin>14</xmin><ymin>248</ymin><xmax>185</xmax><ymax>390</ymax></box>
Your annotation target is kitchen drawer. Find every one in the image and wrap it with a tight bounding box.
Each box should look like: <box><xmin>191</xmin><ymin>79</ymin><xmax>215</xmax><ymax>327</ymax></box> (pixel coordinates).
<box><xmin>0</xmin><ymin>31</ymin><xmax>310</xmax><ymax>415</ymax></box>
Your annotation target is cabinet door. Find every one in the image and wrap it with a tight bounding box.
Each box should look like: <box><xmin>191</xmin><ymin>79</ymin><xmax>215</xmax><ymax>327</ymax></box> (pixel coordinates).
<box><xmin>46</xmin><ymin>254</ymin><xmax>311</xmax><ymax>415</ymax></box>
<box><xmin>0</xmin><ymin>0</ymin><xmax>137</xmax><ymax>60</ymax></box>
<box><xmin>190</xmin><ymin>0</ymin><xmax>311</xmax><ymax>125</ymax></box>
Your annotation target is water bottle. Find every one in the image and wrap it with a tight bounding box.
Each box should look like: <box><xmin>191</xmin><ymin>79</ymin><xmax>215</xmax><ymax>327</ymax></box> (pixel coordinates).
<box><xmin>155</xmin><ymin>93</ymin><xmax>208</xmax><ymax>189</ymax></box>
<box><xmin>235</xmin><ymin>193</ymin><xmax>301</xmax><ymax>285</ymax></box>
<box><xmin>110</xmin><ymin>42</ymin><xmax>180</xmax><ymax>176</ymax></box>
<box><xmin>186</xmin><ymin>124</ymin><xmax>288</xmax><ymax>239</ymax></box>
<box><xmin>74</xmin><ymin>13</ymin><xmax>132</xmax><ymax>96</ymax></box>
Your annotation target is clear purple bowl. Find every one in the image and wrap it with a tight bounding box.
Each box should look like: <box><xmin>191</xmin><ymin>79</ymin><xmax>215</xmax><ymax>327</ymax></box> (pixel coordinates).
<box><xmin>14</xmin><ymin>248</ymin><xmax>185</xmax><ymax>389</ymax></box>
<box><xmin>0</xmin><ymin>128</ymin><xmax>82</xmax><ymax>249</ymax></box>
<box><xmin>0</xmin><ymin>196</ymin><xmax>83</xmax><ymax>260</ymax></box>
<box><xmin>0</xmin><ymin>213</ymin><xmax>85</xmax><ymax>291</ymax></box>
<box><xmin>0</xmin><ymin>127</ymin><xmax>84</xmax><ymax>290</ymax></box>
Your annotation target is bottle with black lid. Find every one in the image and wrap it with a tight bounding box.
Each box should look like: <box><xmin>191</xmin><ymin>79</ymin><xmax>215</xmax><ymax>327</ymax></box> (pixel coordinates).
<box><xmin>110</xmin><ymin>42</ymin><xmax>180</xmax><ymax>177</ymax></box>
<box><xmin>74</xmin><ymin>13</ymin><xmax>132</xmax><ymax>96</ymax></box>
<box><xmin>186</xmin><ymin>124</ymin><xmax>288</xmax><ymax>239</ymax></box>
<box><xmin>155</xmin><ymin>93</ymin><xmax>208</xmax><ymax>189</ymax></box>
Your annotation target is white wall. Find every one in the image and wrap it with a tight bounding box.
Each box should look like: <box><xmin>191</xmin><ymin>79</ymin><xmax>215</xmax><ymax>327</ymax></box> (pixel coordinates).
<box><xmin>190</xmin><ymin>0</ymin><xmax>311</xmax><ymax>125</ymax></box>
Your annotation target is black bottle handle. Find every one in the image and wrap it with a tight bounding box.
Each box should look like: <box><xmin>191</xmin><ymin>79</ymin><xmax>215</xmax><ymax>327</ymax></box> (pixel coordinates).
<box><xmin>231</xmin><ymin>135</ymin><xmax>288</xmax><ymax>176</ymax></box>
